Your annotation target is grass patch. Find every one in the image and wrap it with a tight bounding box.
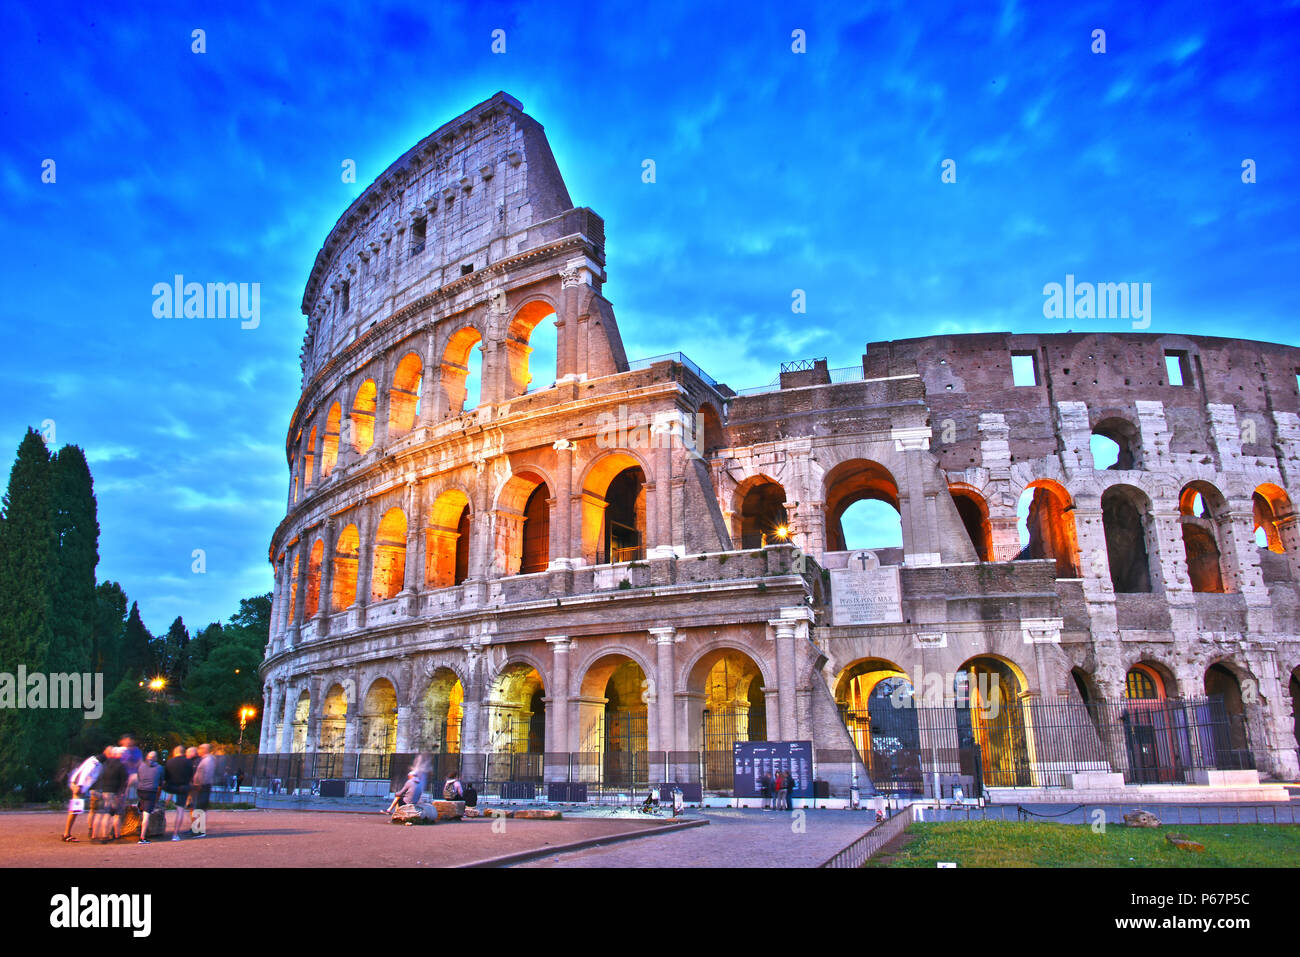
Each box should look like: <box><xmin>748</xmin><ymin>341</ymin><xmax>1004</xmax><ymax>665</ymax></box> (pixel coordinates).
<box><xmin>870</xmin><ymin>821</ymin><xmax>1300</xmax><ymax>868</ymax></box>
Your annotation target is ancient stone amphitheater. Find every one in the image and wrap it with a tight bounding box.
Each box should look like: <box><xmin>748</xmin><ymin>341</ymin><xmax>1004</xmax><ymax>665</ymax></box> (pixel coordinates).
<box><xmin>258</xmin><ymin>92</ymin><xmax>1300</xmax><ymax>801</ymax></box>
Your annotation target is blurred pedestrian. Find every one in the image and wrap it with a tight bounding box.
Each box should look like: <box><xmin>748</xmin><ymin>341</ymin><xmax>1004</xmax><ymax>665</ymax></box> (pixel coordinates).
<box><xmin>63</xmin><ymin>751</ymin><xmax>102</xmax><ymax>842</ymax></box>
<box><xmin>163</xmin><ymin>745</ymin><xmax>193</xmax><ymax>841</ymax></box>
<box><xmin>135</xmin><ymin>751</ymin><xmax>164</xmax><ymax>844</ymax></box>
<box><xmin>92</xmin><ymin>746</ymin><xmax>127</xmax><ymax>842</ymax></box>
<box><xmin>384</xmin><ymin>768</ymin><xmax>423</xmax><ymax>814</ymax></box>
<box><xmin>190</xmin><ymin>743</ymin><xmax>214</xmax><ymax>836</ymax></box>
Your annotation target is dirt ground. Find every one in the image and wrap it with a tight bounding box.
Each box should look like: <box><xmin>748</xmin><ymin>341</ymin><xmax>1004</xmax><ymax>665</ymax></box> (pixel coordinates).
<box><xmin>0</xmin><ymin>809</ymin><xmax>666</xmax><ymax>868</ymax></box>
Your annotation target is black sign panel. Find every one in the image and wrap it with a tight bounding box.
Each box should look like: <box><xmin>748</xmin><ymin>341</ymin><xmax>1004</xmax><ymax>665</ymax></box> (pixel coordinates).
<box><xmin>733</xmin><ymin>741</ymin><xmax>813</xmax><ymax>798</ymax></box>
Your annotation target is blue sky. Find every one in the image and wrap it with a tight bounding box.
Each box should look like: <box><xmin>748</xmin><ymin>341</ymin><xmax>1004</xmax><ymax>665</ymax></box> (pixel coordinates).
<box><xmin>2</xmin><ymin>0</ymin><xmax>1297</xmax><ymax>633</ymax></box>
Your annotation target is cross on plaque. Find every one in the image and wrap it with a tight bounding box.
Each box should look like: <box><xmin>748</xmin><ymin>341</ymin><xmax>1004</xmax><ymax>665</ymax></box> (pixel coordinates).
<box><xmin>855</xmin><ymin>551</ymin><xmax>872</xmax><ymax>570</ymax></box>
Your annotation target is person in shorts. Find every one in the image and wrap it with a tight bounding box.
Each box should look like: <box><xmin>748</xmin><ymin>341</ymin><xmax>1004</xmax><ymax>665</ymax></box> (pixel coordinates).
<box><xmin>189</xmin><ymin>743</ymin><xmax>214</xmax><ymax>836</ymax></box>
<box><xmin>92</xmin><ymin>747</ymin><xmax>127</xmax><ymax>843</ymax></box>
<box><xmin>134</xmin><ymin>751</ymin><xmax>164</xmax><ymax>844</ymax></box>
<box><xmin>163</xmin><ymin>745</ymin><xmax>193</xmax><ymax>841</ymax></box>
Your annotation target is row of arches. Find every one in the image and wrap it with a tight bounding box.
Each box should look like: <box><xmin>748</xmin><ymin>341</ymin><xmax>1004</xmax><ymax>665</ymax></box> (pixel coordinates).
<box><xmin>281</xmin><ymin>459</ymin><xmax>652</xmax><ymax>625</ymax></box>
<box><xmin>278</xmin><ymin>647</ymin><xmax>770</xmax><ymax>767</ymax></box>
<box><xmin>289</xmin><ymin>301</ymin><xmax>561</xmax><ymax>506</ymax></box>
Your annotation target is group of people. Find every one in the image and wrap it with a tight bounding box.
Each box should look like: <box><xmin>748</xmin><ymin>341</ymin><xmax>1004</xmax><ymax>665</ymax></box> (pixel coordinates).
<box><xmin>383</xmin><ymin>763</ymin><xmax>478</xmax><ymax>814</ymax></box>
<box><xmin>62</xmin><ymin>737</ymin><xmax>225</xmax><ymax>845</ymax></box>
<box><xmin>758</xmin><ymin>769</ymin><xmax>798</xmax><ymax>810</ymax></box>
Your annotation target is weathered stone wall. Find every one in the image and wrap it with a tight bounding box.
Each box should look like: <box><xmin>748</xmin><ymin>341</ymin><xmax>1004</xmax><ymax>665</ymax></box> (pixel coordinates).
<box><xmin>260</xmin><ymin>95</ymin><xmax>1300</xmax><ymax>786</ymax></box>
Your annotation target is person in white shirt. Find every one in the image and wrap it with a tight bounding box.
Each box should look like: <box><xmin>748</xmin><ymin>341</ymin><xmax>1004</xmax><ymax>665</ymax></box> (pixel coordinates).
<box><xmin>63</xmin><ymin>752</ymin><xmax>102</xmax><ymax>842</ymax></box>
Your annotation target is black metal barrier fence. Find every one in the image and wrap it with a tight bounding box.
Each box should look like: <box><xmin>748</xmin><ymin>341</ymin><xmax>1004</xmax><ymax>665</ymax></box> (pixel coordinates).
<box><xmin>841</xmin><ymin>694</ymin><xmax>1253</xmax><ymax>795</ymax></box>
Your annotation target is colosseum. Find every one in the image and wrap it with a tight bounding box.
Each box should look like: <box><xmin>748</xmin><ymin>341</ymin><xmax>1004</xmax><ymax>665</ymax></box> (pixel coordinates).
<box><xmin>257</xmin><ymin>92</ymin><xmax>1300</xmax><ymax>803</ymax></box>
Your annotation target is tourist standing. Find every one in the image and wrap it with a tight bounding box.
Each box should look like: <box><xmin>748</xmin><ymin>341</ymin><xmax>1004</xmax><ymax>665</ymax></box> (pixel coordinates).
<box><xmin>773</xmin><ymin>771</ymin><xmax>785</xmax><ymax>811</ymax></box>
<box><xmin>759</xmin><ymin>771</ymin><xmax>773</xmax><ymax>810</ymax></box>
<box><xmin>163</xmin><ymin>745</ymin><xmax>193</xmax><ymax>841</ymax></box>
<box><xmin>190</xmin><ymin>743</ymin><xmax>215</xmax><ymax>836</ymax></box>
<box><xmin>92</xmin><ymin>747</ymin><xmax>127</xmax><ymax>842</ymax></box>
<box><xmin>63</xmin><ymin>751</ymin><xmax>102</xmax><ymax>842</ymax></box>
<box><xmin>135</xmin><ymin>751</ymin><xmax>164</xmax><ymax>844</ymax></box>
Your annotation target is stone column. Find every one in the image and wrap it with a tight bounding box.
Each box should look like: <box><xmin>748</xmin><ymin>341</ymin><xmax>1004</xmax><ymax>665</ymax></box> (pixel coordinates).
<box><xmin>343</xmin><ymin>690</ymin><xmax>361</xmax><ymax>753</ymax></box>
<box><xmin>373</xmin><ymin>353</ymin><xmax>393</xmax><ymax>450</ymax></box>
<box><xmin>278</xmin><ymin>680</ymin><xmax>295</xmax><ymax>753</ymax></box>
<box><xmin>549</xmin><ymin>440</ymin><xmax>576</xmax><ymax>567</ymax></box>
<box><xmin>1276</xmin><ymin>510</ymin><xmax>1300</xmax><ymax>582</ymax></box>
<box><xmin>354</xmin><ymin>506</ymin><xmax>375</xmax><ymax>619</ymax></box>
<box><xmin>418</xmin><ymin>328</ymin><xmax>439</xmax><ymax>427</ymax></box>
<box><xmin>557</xmin><ymin>266</ymin><xmax>581</xmax><ymax>381</ymax></box>
<box><xmin>545</xmin><ymin>637</ymin><xmax>572</xmax><ymax>762</ymax></box>
<box><xmin>401</xmin><ymin>479</ymin><xmax>421</xmax><ymax>596</ymax></box>
<box><xmin>314</xmin><ymin>518</ymin><xmax>337</xmax><ymax>634</ymax></box>
<box><xmin>289</xmin><ymin>540</ymin><xmax>309</xmax><ymax>647</ymax></box>
<box><xmin>769</xmin><ymin>608</ymin><xmax>814</xmax><ymax>742</ymax></box>
<box><xmin>649</xmin><ymin>627</ymin><xmax>679</xmax><ymax>759</ymax></box>
<box><xmin>460</xmin><ymin>647</ymin><xmax>484</xmax><ymax>754</ymax></box>
<box><xmin>649</xmin><ymin>441</ymin><xmax>674</xmax><ymax>557</ymax></box>
<box><xmin>259</xmin><ymin>684</ymin><xmax>275</xmax><ymax>753</ymax></box>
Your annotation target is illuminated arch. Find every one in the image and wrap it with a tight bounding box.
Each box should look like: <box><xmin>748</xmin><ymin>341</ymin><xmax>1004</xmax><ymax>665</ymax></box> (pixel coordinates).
<box><xmin>387</xmin><ymin>351</ymin><xmax>423</xmax><ymax>436</ymax></box>
<box><xmin>580</xmin><ymin>451</ymin><xmax>649</xmax><ymax>564</ymax></box>
<box><xmin>303</xmin><ymin>425</ymin><xmax>317</xmax><ymax>489</ymax></box>
<box><xmin>420</xmin><ymin>667</ymin><xmax>464</xmax><ymax>752</ymax></box>
<box><xmin>506</xmin><ymin>298</ymin><xmax>558</xmax><ymax>396</ymax></box>
<box><xmin>485</xmin><ymin>662</ymin><xmax>546</xmax><ymax>754</ymax></box>
<box><xmin>824</xmin><ymin>459</ymin><xmax>902</xmax><ymax>552</ymax></box>
<box><xmin>440</xmin><ymin>326</ymin><xmax>483</xmax><ymax>416</ymax></box>
<box><xmin>950</xmin><ymin>484</ymin><xmax>993</xmax><ymax>562</ymax></box>
<box><xmin>1178</xmin><ymin>481</ymin><xmax>1231</xmax><ymax>593</ymax></box>
<box><xmin>304</xmin><ymin>538</ymin><xmax>324</xmax><ymax>618</ymax></box>
<box><xmin>734</xmin><ymin>475</ymin><xmax>789</xmax><ymax>549</ymax></box>
<box><xmin>360</xmin><ymin>677</ymin><xmax>398</xmax><ymax>755</ymax></box>
<box><xmin>321</xmin><ymin>402</ymin><xmax>341</xmax><ymax>476</ymax></box>
<box><xmin>1015</xmin><ymin>479</ymin><xmax>1081</xmax><ymax>578</ymax></box>
<box><xmin>370</xmin><ymin>507</ymin><xmax>407</xmax><ymax>601</ymax></box>
<box><xmin>350</xmin><ymin>378</ymin><xmax>377</xmax><ymax>453</ymax></box>
<box><xmin>320</xmin><ymin>683</ymin><xmax>347</xmax><ymax>752</ymax></box>
<box><xmin>330</xmin><ymin>523</ymin><xmax>359</xmax><ymax>611</ymax></box>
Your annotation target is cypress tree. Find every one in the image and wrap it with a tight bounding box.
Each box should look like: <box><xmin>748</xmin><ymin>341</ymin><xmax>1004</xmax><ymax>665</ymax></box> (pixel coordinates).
<box><xmin>49</xmin><ymin>445</ymin><xmax>99</xmax><ymax>744</ymax></box>
<box><xmin>121</xmin><ymin>601</ymin><xmax>154</xmax><ymax>681</ymax></box>
<box><xmin>0</xmin><ymin>429</ymin><xmax>56</xmax><ymax>794</ymax></box>
<box><xmin>92</xmin><ymin>581</ymin><xmax>129</xmax><ymax>691</ymax></box>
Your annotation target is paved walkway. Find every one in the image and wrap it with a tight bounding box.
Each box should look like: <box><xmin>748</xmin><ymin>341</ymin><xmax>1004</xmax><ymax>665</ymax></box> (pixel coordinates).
<box><xmin>512</xmin><ymin>808</ymin><xmax>874</xmax><ymax>868</ymax></box>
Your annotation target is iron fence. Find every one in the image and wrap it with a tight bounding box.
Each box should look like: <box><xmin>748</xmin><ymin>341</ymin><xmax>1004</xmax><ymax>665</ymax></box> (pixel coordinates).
<box><xmin>840</xmin><ymin>695</ymin><xmax>1252</xmax><ymax>795</ymax></box>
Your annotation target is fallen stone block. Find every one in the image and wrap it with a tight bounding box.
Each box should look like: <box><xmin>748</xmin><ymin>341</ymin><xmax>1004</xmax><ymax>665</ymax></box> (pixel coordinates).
<box><xmin>1165</xmin><ymin>833</ymin><xmax>1205</xmax><ymax>852</ymax></box>
<box><xmin>121</xmin><ymin>806</ymin><xmax>167</xmax><ymax>838</ymax></box>
<box><xmin>1124</xmin><ymin>810</ymin><xmax>1161</xmax><ymax>828</ymax></box>
<box><xmin>510</xmin><ymin>808</ymin><xmax>562</xmax><ymax>820</ymax></box>
<box><xmin>390</xmin><ymin>803</ymin><xmax>437</xmax><ymax>825</ymax></box>
<box><xmin>427</xmin><ymin>799</ymin><xmax>466</xmax><ymax>821</ymax></box>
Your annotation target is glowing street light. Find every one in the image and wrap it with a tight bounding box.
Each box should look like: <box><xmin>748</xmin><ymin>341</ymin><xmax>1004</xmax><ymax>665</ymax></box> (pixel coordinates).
<box><xmin>237</xmin><ymin>706</ymin><xmax>258</xmax><ymax>753</ymax></box>
<box><xmin>148</xmin><ymin>677</ymin><xmax>166</xmax><ymax>691</ymax></box>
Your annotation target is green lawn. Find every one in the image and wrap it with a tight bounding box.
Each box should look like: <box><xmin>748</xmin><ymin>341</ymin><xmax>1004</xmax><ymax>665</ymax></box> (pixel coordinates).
<box><xmin>871</xmin><ymin>820</ymin><xmax>1300</xmax><ymax>868</ymax></box>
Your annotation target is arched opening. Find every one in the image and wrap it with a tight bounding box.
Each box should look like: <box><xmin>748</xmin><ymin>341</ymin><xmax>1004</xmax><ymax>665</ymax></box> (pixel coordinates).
<box><xmin>1102</xmin><ymin>484</ymin><xmax>1154</xmax><ymax>593</ymax></box>
<box><xmin>426</xmin><ymin>490</ymin><xmax>472</xmax><ymax>588</ymax></box>
<box><xmin>581</xmin><ymin>454</ymin><xmax>648</xmax><ymax>565</ymax></box>
<box><xmin>579</xmin><ymin>654</ymin><xmax>648</xmax><ymax>787</ymax></box>
<box><xmin>370</xmin><ymin>507</ymin><xmax>407</xmax><ymax>601</ymax></box>
<box><xmin>421</xmin><ymin>668</ymin><xmax>464</xmax><ymax>753</ymax></box>
<box><xmin>360</xmin><ymin>679</ymin><xmax>398</xmax><ymax>773</ymax></box>
<box><xmin>350</xmin><ymin>379</ymin><xmax>377</xmax><ymax>454</ymax></box>
<box><xmin>1253</xmin><ymin>486</ymin><xmax>1288</xmax><ymax>553</ymax></box>
<box><xmin>303</xmin><ymin>426</ymin><xmax>317</xmax><ymax>489</ymax></box>
<box><xmin>825</xmin><ymin>460</ymin><xmax>902</xmax><ymax>553</ymax></box>
<box><xmin>321</xmin><ymin>402</ymin><xmax>341</xmax><ymax>476</ymax></box>
<box><xmin>1179</xmin><ymin>482</ymin><xmax>1229</xmax><ymax>593</ymax></box>
<box><xmin>286</xmin><ymin>552</ymin><xmax>299</xmax><ymax>625</ymax></box>
<box><xmin>956</xmin><ymin>656</ymin><xmax>1031</xmax><ymax>788</ymax></box>
<box><xmin>521</xmin><ymin>484</ymin><xmax>551</xmax><ymax>573</ymax></box>
<box><xmin>508</xmin><ymin>300</ymin><xmax>558</xmax><ymax>396</ymax></box>
<box><xmin>291</xmin><ymin>691</ymin><xmax>310</xmax><ymax>753</ymax></box>
<box><xmin>691</xmin><ymin>649</ymin><xmax>767</xmax><ymax>790</ymax></box>
<box><xmin>1289</xmin><ymin>666</ymin><xmax>1300</xmax><ymax>757</ymax></box>
<box><xmin>738</xmin><ymin>478</ymin><xmax>789</xmax><ymax>549</ymax></box>
<box><xmin>1015</xmin><ymin>480</ymin><xmax>1081</xmax><ymax>577</ymax></box>
<box><xmin>440</xmin><ymin>327</ymin><xmax>482</xmax><ymax>416</ymax></box>
<box><xmin>950</xmin><ymin>486</ymin><xmax>993</xmax><ymax>562</ymax></box>
<box><xmin>835</xmin><ymin>659</ymin><xmax>921</xmax><ymax>795</ymax></box>
<box><xmin>331</xmin><ymin>524</ymin><xmax>359</xmax><ymax>611</ymax></box>
<box><xmin>320</xmin><ymin>684</ymin><xmax>347</xmax><ymax>752</ymax></box>
<box><xmin>304</xmin><ymin>539</ymin><xmax>324</xmax><ymax>618</ymax></box>
<box><xmin>1120</xmin><ymin>661</ymin><xmax>1191</xmax><ymax>783</ymax></box>
<box><xmin>387</xmin><ymin>351</ymin><xmax>423</xmax><ymax>436</ymax></box>
<box><xmin>1091</xmin><ymin>417</ymin><xmax>1140</xmax><ymax>470</ymax></box>
<box><xmin>1205</xmin><ymin>663</ymin><xmax>1251</xmax><ymax>768</ymax></box>
<box><xmin>486</xmin><ymin>663</ymin><xmax>545</xmax><ymax>755</ymax></box>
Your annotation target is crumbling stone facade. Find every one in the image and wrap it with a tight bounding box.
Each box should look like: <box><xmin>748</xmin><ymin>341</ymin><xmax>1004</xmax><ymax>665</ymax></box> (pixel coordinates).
<box><xmin>259</xmin><ymin>93</ymin><xmax>1300</xmax><ymax>789</ymax></box>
